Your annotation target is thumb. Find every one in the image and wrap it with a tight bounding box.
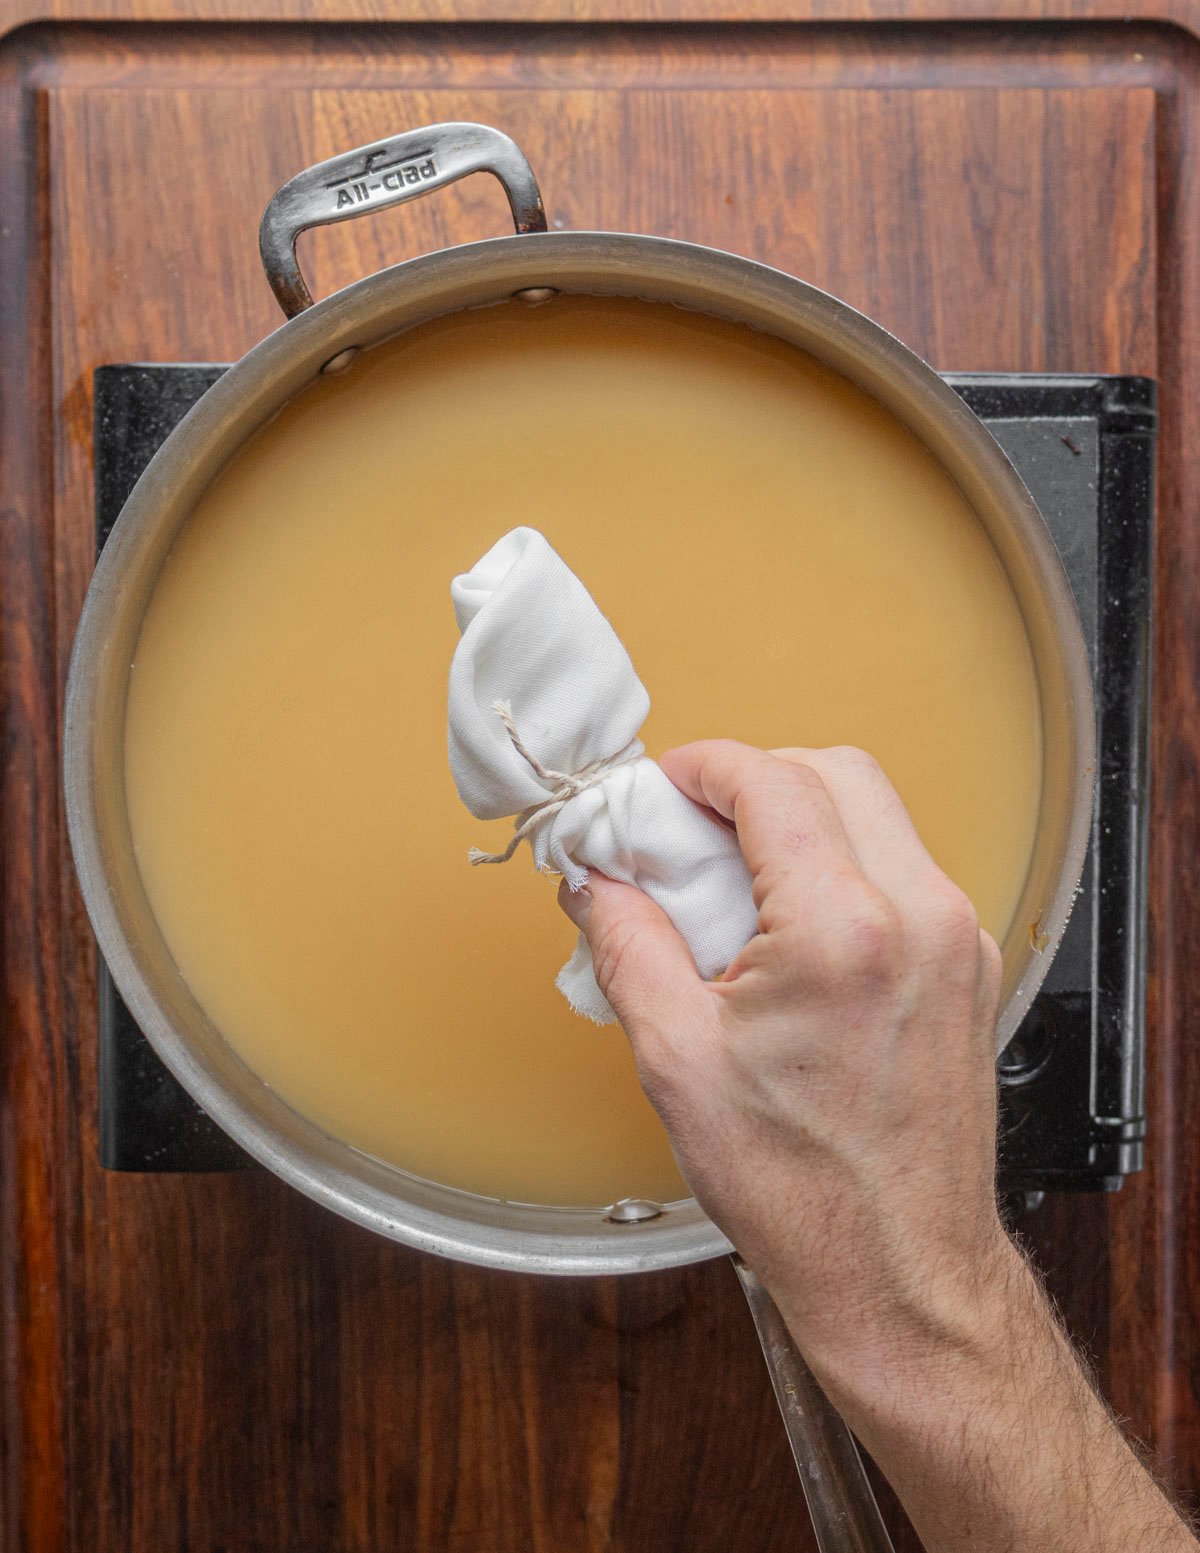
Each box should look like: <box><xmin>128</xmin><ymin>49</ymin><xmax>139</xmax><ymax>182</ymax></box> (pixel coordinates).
<box><xmin>557</xmin><ymin>874</ymin><xmax>708</xmax><ymax>1043</ymax></box>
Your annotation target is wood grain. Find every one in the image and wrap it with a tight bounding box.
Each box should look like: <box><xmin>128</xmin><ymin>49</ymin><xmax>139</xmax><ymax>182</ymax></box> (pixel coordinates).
<box><xmin>0</xmin><ymin>48</ymin><xmax>68</xmax><ymax>1553</ymax></box>
<box><xmin>0</xmin><ymin>0</ymin><xmax>1197</xmax><ymax>38</ymax></box>
<box><xmin>1</xmin><ymin>14</ymin><xmax>1191</xmax><ymax>1552</ymax></box>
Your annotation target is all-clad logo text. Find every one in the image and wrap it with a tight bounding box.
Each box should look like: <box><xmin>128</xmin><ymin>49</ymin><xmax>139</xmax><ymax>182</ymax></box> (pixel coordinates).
<box><xmin>326</xmin><ymin>147</ymin><xmax>438</xmax><ymax>210</ymax></box>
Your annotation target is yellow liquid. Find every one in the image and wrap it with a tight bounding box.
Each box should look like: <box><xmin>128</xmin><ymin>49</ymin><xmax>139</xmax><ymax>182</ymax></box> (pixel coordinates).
<box><xmin>124</xmin><ymin>297</ymin><xmax>1042</xmax><ymax>1207</ymax></box>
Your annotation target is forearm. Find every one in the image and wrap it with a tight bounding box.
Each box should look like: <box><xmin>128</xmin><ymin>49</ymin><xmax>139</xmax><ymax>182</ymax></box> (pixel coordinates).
<box><xmin>784</xmin><ymin>1238</ymin><xmax>1194</xmax><ymax>1553</ymax></box>
<box><xmin>565</xmin><ymin>745</ymin><xmax>1196</xmax><ymax>1552</ymax></box>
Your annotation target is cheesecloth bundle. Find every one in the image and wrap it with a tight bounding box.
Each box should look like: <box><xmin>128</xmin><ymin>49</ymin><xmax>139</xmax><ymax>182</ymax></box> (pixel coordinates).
<box><xmin>448</xmin><ymin>527</ymin><xmax>757</xmax><ymax>1023</ymax></box>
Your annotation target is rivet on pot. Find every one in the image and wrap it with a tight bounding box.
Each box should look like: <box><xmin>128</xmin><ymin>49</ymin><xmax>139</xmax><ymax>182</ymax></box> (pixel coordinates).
<box><xmin>605</xmin><ymin>1198</ymin><xmax>664</xmax><ymax>1224</ymax></box>
<box><xmin>320</xmin><ymin>347</ymin><xmax>360</xmax><ymax>375</ymax></box>
<box><xmin>512</xmin><ymin>286</ymin><xmax>559</xmax><ymax>306</ymax></box>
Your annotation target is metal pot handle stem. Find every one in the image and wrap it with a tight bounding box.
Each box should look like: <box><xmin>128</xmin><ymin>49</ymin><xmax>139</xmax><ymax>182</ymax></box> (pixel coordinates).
<box><xmin>260</xmin><ymin>122</ymin><xmax>548</xmax><ymax>319</ymax></box>
<box><xmin>732</xmin><ymin>1256</ymin><xmax>897</xmax><ymax>1552</ymax></box>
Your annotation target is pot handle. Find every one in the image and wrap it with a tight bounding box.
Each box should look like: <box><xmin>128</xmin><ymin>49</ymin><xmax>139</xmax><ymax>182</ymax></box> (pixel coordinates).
<box><xmin>732</xmin><ymin>1256</ymin><xmax>896</xmax><ymax>1552</ymax></box>
<box><xmin>259</xmin><ymin>122</ymin><xmax>548</xmax><ymax>319</ymax></box>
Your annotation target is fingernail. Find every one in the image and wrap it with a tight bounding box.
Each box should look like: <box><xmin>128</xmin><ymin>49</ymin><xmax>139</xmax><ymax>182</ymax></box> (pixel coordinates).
<box><xmin>557</xmin><ymin>880</ymin><xmax>592</xmax><ymax>928</ymax></box>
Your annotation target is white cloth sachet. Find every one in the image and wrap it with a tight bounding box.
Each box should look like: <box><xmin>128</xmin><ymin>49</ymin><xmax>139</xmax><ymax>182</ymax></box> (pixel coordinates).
<box><xmin>447</xmin><ymin>527</ymin><xmax>758</xmax><ymax>1023</ymax></box>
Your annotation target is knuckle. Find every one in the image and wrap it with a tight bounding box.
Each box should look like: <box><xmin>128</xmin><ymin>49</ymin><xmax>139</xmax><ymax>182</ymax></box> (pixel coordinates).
<box><xmin>736</xmin><ymin>764</ymin><xmax>831</xmax><ymax>851</ymax></box>
<box><xmin>826</xmin><ymin>877</ymin><xmax>905</xmax><ymax>983</ymax></box>
<box><xmin>752</xmin><ymin>854</ymin><xmax>812</xmax><ymax>915</ymax></box>
<box><xmin>695</xmin><ymin>737</ymin><xmax>737</xmax><ymax>769</ymax></box>
<box><xmin>780</xmin><ymin>758</ymin><xmax>828</xmax><ymax>794</ymax></box>
<box><xmin>843</xmin><ymin>910</ymin><xmax>905</xmax><ymax>983</ymax></box>
<box><xmin>825</xmin><ymin>744</ymin><xmax>883</xmax><ymax>776</ymax></box>
<box><xmin>916</xmin><ymin>875</ymin><xmax>981</xmax><ymax>945</ymax></box>
<box><xmin>748</xmin><ymin>759</ymin><xmax>827</xmax><ymax>801</ymax></box>
<box><xmin>588</xmin><ymin>914</ymin><xmax>653</xmax><ymax>999</ymax></box>
<box><xmin>698</xmin><ymin>738</ymin><xmax>757</xmax><ymax>788</ymax></box>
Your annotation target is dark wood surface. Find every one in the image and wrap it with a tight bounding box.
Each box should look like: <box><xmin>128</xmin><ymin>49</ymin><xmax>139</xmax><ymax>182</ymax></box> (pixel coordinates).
<box><xmin>1</xmin><ymin>13</ymin><xmax>1195</xmax><ymax>1552</ymax></box>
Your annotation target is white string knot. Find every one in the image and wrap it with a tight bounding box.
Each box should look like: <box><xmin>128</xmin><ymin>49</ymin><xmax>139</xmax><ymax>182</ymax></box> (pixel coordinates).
<box><xmin>468</xmin><ymin>700</ymin><xmax>641</xmax><ymax>870</ymax></box>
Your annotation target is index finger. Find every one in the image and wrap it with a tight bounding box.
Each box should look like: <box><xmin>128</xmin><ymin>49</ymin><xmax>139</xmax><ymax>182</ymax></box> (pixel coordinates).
<box><xmin>659</xmin><ymin>739</ymin><xmax>853</xmax><ymax>881</ymax></box>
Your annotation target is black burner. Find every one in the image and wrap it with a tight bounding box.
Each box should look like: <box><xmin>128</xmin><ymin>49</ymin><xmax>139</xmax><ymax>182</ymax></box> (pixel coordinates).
<box><xmin>92</xmin><ymin>365</ymin><xmax>1156</xmax><ymax>1191</ymax></box>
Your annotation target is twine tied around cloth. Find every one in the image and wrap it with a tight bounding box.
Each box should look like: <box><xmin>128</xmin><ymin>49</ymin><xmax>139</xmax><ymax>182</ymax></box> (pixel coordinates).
<box><xmin>468</xmin><ymin>700</ymin><xmax>641</xmax><ymax>870</ymax></box>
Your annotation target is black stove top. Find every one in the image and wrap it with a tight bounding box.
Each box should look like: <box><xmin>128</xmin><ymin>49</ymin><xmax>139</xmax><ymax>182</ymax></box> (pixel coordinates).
<box><xmin>92</xmin><ymin>365</ymin><xmax>1156</xmax><ymax>1197</ymax></box>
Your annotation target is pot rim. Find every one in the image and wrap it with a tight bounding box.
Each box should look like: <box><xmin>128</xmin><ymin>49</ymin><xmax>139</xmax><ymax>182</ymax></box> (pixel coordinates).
<box><xmin>64</xmin><ymin>229</ymin><xmax>1095</xmax><ymax>1274</ymax></box>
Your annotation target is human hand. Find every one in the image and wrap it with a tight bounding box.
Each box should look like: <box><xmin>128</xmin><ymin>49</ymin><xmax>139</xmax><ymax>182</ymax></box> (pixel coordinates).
<box><xmin>559</xmin><ymin>739</ymin><xmax>1009</xmax><ymax>1395</ymax></box>
<box><xmin>559</xmin><ymin>740</ymin><xmax>1196</xmax><ymax>1553</ymax></box>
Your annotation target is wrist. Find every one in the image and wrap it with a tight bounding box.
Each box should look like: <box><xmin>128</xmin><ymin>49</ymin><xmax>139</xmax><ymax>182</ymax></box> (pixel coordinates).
<box><xmin>781</xmin><ymin>1234</ymin><xmax>1195</xmax><ymax>1553</ymax></box>
<box><xmin>774</xmin><ymin>1225</ymin><xmax>1033</xmax><ymax>1443</ymax></box>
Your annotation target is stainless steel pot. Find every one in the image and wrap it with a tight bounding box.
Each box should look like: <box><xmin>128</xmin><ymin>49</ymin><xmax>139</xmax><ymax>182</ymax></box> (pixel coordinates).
<box><xmin>64</xmin><ymin>122</ymin><xmax>1095</xmax><ymax>1278</ymax></box>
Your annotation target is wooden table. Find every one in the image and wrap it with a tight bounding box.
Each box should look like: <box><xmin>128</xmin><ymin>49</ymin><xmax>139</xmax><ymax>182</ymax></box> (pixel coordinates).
<box><xmin>2</xmin><ymin>4</ymin><xmax>1196</xmax><ymax>1548</ymax></box>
